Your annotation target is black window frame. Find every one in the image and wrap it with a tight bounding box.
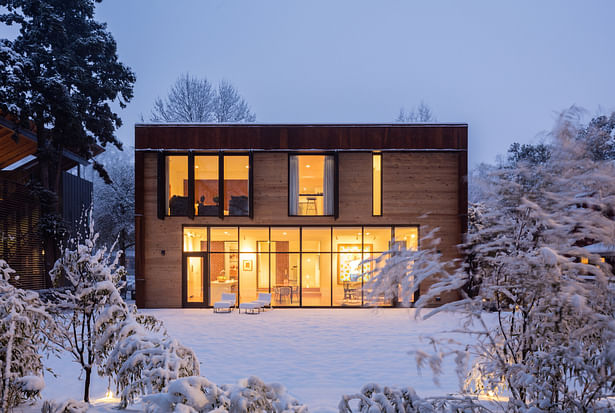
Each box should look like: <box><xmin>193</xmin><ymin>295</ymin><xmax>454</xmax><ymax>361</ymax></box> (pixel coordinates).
<box><xmin>158</xmin><ymin>151</ymin><xmax>253</xmax><ymax>219</ymax></box>
<box><xmin>288</xmin><ymin>152</ymin><xmax>338</xmax><ymax>218</ymax></box>
<box><xmin>193</xmin><ymin>153</ymin><xmax>221</xmax><ymax>217</ymax></box>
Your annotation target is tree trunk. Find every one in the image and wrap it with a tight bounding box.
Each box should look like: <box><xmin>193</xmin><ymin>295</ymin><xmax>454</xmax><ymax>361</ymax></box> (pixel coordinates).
<box><xmin>1</xmin><ymin>320</ymin><xmax>16</xmax><ymax>411</ymax></box>
<box><xmin>83</xmin><ymin>366</ymin><xmax>91</xmax><ymax>403</ymax></box>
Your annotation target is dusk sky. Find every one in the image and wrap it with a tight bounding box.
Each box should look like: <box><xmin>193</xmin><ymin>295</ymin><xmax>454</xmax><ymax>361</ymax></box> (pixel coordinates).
<box><xmin>6</xmin><ymin>1</ymin><xmax>615</xmax><ymax>166</ymax></box>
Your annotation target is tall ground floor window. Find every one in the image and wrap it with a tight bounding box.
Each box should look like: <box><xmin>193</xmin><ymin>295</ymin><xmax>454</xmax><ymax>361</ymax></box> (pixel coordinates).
<box><xmin>181</xmin><ymin>225</ymin><xmax>419</xmax><ymax>307</ymax></box>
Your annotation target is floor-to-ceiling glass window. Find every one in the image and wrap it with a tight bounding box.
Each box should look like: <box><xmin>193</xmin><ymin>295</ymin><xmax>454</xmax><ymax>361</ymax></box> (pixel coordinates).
<box><xmin>182</xmin><ymin>225</ymin><xmax>419</xmax><ymax>307</ymax></box>
<box><xmin>239</xmin><ymin>227</ymin><xmax>269</xmax><ymax>304</ymax></box>
<box><xmin>270</xmin><ymin>228</ymin><xmax>300</xmax><ymax>306</ymax></box>
<box><xmin>301</xmin><ymin>227</ymin><xmax>332</xmax><ymax>306</ymax></box>
<box><xmin>209</xmin><ymin>227</ymin><xmax>238</xmax><ymax>304</ymax></box>
<box><xmin>332</xmin><ymin>227</ymin><xmax>363</xmax><ymax>306</ymax></box>
<box><xmin>363</xmin><ymin>228</ymin><xmax>392</xmax><ymax>306</ymax></box>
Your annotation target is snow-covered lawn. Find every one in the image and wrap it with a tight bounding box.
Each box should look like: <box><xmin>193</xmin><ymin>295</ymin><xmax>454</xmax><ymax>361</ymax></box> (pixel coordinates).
<box><xmin>21</xmin><ymin>308</ymin><xmax>476</xmax><ymax>413</ymax></box>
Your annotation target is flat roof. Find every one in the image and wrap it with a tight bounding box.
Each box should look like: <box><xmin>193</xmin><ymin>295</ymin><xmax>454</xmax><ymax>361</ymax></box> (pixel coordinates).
<box><xmin>135</xmin><ymin>123</ymin><xmax>468</xmax><ymax>151</ymax></box>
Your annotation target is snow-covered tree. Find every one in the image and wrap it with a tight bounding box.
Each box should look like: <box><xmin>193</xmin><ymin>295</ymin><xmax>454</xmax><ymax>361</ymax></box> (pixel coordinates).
<box><xmin>143</xmin><ymin>375</ymin><xmax>308</xmax><ymax>413</ymax></box>
<box><xmin>364</xmin><ymin>109</ymin><xmax>615</xmax><ymax>411</ymax></box>
<box><xmin>339</xmin><ymin>383</ymin><xmax>485</xmax><ymax>413</ymax></box>
<box><xmin>0</xmin><ymin>260</ymin><xmax>52</xmax><ymax>411</ymax></box>
<box><xmin>0</xmin><ymin>0</ymin><xmax>135</xmax><ymax>270</ymax></box>
<box><xmin>151</xmin><ymin>73</ymin><xmax>255</xmax><ymax>123</ymax></box>
<box><xmin>103</xmin><ymin>315</ymin><xmax>199</xmax><ymax>409</ymax></box>
<box><xmin>92</xmin><ymin>148</ymin><xmax>135</xmax><ymax>267</ymax></box>
<box><xmin>49</xmin><ymin>216</ymin><xmax>129</xmax><ymax>403</ymax></box>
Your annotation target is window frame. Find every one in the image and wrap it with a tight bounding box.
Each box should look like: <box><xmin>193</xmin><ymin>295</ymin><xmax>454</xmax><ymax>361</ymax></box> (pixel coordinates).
<box><xmin>287</xmin><ymin>152</ymin><xmax>338</xmax><ymax>218</ymax></box>
<box><xmin>372</xmin><ymin>152</ymin><xmax>383</xmax><ymax>216</ymax></box>
<box><xmin>158</xmin><ymin>151</ymin><xmax>252</xmax><ymax>218</ymax></box>
<box><xmin>222</xmin><ymin>152</ymin><xmax>252</xmax><ymax>217</ymax></box>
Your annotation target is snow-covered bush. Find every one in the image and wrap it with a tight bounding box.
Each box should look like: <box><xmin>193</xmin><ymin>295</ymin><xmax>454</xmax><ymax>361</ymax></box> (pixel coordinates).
<box><xmin>0</xmin><ymin>260</ymin><xmax>53</xmax><ymax>411</ymax></box>
<box><xmin>143</xmin><ymin>375</ymin><xmax>308</xmax><ymax>413</ymax></box>
<box><xmin>104</xmin><ymin>321</ymin><xmax>199</xmax><ymax>408</ymax></box>
<box><xmin>49</xmin><ymin>215</ymin><xmax>130</xmax><ymax>403</ymax></box>
<box><xmin>364</xmin><ymin>110</ymin><xmax>615</xmax><ymax>411</ymax></box>
<box><xmin>41</xmin><ymin>398</ymin><xmax>89</xmax><ymax>413</ymax></box>
<box><xmin>339</xmin><ymin>383</ymin><xmax>485</xmax><ymax>413</ymax></box>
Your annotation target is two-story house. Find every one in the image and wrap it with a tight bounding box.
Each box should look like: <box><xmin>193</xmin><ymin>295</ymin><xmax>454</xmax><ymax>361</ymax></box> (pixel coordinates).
<box><xmin>134</xmin><ymin>123</ymin><xmax>467</xmax><ymax>308</ymax></box>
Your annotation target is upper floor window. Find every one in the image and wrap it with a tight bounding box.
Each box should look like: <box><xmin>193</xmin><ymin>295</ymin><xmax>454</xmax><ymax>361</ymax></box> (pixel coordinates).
<box><xmin>289</xmin><ymin>154</ymin><xmax>334</xmax><ymax>216</ymax></box>
<box><xmin>166</xmin><ymin>155</ymin><xmax>189</xmax><ymax>216</ymax></box>
<box><xmin>224</xmin><ymin>155</ymin><xmax>250</xmax><ymax>216</ymax></box>
<box><xmin>195</xmin><ymin>155</ymin><xmax>219</xmax><ymax>216</ymax></box>
<box><xmin>161</xmin><ymin>153</ymin><xmax>251</xmax><ymax>218</ymax></box>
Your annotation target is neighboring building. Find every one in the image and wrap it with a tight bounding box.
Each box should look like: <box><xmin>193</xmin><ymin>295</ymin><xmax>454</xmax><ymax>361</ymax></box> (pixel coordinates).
<box><xmin>134</xmin><ymin>123</ymin><xmax>468</xmax><ymax>308</ymax></box>
<box><xmin>0</xmin><ymin>117</ymin><xmax>95</xmax><ymax>289</ymax></box>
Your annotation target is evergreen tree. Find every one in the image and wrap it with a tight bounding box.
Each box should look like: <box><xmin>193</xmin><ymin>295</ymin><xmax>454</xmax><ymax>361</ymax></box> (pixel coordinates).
<box><xmin>0</xmin><ymin>0</ymin><xmax>135</xmax><ymax>273</ymax></box>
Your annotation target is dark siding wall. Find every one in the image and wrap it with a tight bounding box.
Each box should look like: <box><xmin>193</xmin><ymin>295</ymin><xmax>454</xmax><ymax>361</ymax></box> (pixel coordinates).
<box><xmin>0</xmin><ymin>176</ymin><xmax>45</xmax><ymax>289</ymax></box>
<box><xmin>62</xmin><ymin>171</ymin><xmax>93</xmax><ymax>235</ymax></box>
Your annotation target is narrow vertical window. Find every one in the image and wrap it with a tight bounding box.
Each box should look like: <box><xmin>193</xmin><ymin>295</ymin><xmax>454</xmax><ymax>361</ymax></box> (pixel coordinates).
<box><xmin>194</xmin><ymin>155</ymin><xmax>219</xmax><ymax>216</ymax></box>
<box><xmin>372</xmin><ymin>153</ymin><xmax>382</xmax><ymax>216</ymax></box>
<box><xmin>224</xmin><ymin>155</ymin><xmax>250</xmax><ymax>216</ymax></box>
<box><xmin>166</xmin><ymin>155</ymin><xmax>189</xmax><ymax>216</ymax></box>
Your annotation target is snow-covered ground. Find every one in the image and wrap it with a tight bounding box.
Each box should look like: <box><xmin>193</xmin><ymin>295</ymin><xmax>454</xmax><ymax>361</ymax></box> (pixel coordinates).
<box><xmin>20</xmin><ymin>308</ymin><xmax>477</xmax><ymax>413</ymax></box>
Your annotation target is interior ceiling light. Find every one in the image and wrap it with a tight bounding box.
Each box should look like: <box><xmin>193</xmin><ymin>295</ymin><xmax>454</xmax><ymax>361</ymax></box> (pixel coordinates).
<box><xmin>306</xmin><ymin>164</ymin><xmax>311</xmax><ymax>168</ymax></box>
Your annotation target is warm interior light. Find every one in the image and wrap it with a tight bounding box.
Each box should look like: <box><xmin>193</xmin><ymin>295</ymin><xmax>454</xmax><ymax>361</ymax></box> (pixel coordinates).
<box><xmin>245</xmin><ymin>165</ymin><xmax>249</xmax><ymax>168</ymax></box>
<box><xmin>283</xmin><ymin>232</ymin><xmax>287</xmax><ymax>235</ymax></box>
<box><xmin>195</xmin><ymin>165</ymin><xmax>199</xmax><ymax>168</ymax></box>
<box><xmin>224</xmin><ymin>231</ymin><xmax>229</xmax><ymax>235</ymax></box>
<box><xmin>306</xmin><ymin>164</ymin><xmax>311</xmax><ymax>168</ymax></box>
<box><xmin>105</xmin><ymin>390</ymin><xmax>113</xmax><ymax>399</ymax></box>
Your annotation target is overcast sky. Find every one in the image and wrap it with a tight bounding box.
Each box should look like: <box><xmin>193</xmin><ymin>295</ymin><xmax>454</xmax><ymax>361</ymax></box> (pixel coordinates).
<box><xmin>5</xmin><ymin>1</ymin><xmax>615</xmax><ymax>166</ymax></box>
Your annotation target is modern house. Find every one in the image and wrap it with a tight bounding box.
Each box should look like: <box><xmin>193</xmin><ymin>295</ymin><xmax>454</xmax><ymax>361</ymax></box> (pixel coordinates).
<box><xmin>0</xmin><ymin>116</ymin><xmax>95</xmax><ymax>289</ymax></box>
<box><xmin>134</xmin><ymin>123</ymin><xmax>468</xmax><ymax>308</ymax></box>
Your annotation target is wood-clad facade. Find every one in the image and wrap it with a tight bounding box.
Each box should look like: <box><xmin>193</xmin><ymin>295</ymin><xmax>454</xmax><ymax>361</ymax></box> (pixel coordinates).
<box><xmin>135</xmin><ymin>124</ymin><xmax>468</xmax><ymax>308</ymax></box>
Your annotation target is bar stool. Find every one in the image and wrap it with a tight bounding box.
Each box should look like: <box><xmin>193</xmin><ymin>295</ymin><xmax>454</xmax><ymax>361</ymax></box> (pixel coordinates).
<box><xmin>305</xmin><ymin>197</ymin><xmax>317</xmax><ymax>214</ymax></box>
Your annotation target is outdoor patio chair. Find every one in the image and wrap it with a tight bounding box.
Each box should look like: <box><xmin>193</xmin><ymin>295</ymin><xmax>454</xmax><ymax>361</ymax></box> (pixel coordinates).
<box><xmin>253</xmin><ymin>292</ymin><xmax>272</xmax><ymax>311</ymax></box>
<box><xmin>213</xmin><ymin>293</ymin><xmax>236</xmax><ymax>313</ymax></box>
<box><xmin>239</xmin><ymin>301</ymin><xmax>261</xmax><ymax>314</ymax></box>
